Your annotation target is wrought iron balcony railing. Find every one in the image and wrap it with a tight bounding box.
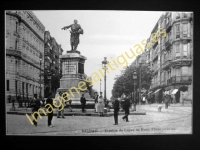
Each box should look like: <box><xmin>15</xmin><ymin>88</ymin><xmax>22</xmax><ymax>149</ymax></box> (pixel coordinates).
<box><xmin>171</xmin><ymin>76</ymin><xmax>192</xmax><ymax>84</ymax></box>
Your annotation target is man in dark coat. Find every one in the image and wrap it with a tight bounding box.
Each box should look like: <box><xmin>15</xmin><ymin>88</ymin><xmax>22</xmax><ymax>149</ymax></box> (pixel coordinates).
<box><xmin>46</xmin><ymin>93</ymin><xmax>54</xmax><ymax>127</ymax></box>
<box><xmin>122</xmin><ymin>96</ymin><xmax>130</xmax><ymax>122</ymax></box>
<box><xmin>80</xmin><ymin>94</ymin><xmax>87</xmax><ymax>112</ymax></box>
<box><xmin>31</xmin><ymin>94</ymin><xmax>41</xmax><ymax>126</ymax></box>
<box><xmin>113</xmin><ymin>98</ymin><xmax>120</xmax><ymax>125</ymax></box>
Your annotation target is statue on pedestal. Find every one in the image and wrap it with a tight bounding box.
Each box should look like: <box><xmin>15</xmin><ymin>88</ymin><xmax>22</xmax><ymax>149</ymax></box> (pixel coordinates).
<box><xmin>62</xmin><ymin>20</ymin><xmax>84</xmax><ymax>51</ymax></box>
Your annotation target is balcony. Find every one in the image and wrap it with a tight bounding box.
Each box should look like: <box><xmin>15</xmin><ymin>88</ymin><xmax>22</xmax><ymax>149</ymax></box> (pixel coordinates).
<box><xmin>162</xmin><ymin>59</ymin><xmax>171</xmax><ymax>70</ymax></box>
<box><xmin>171</xmin><ymin>76</ymin><xmax>192</xmax><ymax>85</ymax></box>
<box><xmin>171</xmin><ymin>58</ymin><xmax>192</xmax><ymax>67</ymax></box>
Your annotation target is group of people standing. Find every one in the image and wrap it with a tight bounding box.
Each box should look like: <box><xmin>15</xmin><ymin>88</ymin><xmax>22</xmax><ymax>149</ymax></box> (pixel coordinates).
<box><xmin>113</xmin><ymin>93</ymin><xmax>131</xmax><ymax>125</ymax></box>
<box><xmin>94</xmin><ymin>92</ymin><xmax>105</xmax><ymax>117</ymax></box>
<box><xmin>30</xmin><ymin>93</ymin><xmax>55</xmax><ymax>127</ymax></box>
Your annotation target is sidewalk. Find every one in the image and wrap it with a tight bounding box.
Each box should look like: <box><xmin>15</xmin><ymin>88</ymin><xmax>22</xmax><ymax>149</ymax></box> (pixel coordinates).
<box><xmin>6</xmin><ymin>102</ymin><xmax>191</xmax><ymax>117</ymax></box>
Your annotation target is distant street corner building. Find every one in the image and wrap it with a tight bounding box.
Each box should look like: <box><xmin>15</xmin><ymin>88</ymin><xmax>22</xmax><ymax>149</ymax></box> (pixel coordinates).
<box><xmin>44</xmin><ymin>31</ymin><xmax>63</xmax><ymax>98</ymax></box>
<box><xmin>6</xmin><ymin>11</ymin><xmax>45</xmax><ymax>102</ymax></box>
<box><xmin>132</xmin><ymin>12</ymin><xmax>193</xmax><ymax>103</ymax></box>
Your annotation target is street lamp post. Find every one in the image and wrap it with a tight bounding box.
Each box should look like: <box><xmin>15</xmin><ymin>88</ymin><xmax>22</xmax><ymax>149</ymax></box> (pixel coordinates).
<box><xmin>47</xmin><ymin>74</ymin><xmax>52</xmax><ymax>94</ymax></box>
<box><xmin>39</xmin><ymin>53</ymin><xmax>43</xmax><ymax>100</ymax></box>
<box><xmin>132</xmin><ymin>71</ymin><xmax>137</xmax><ymax>111</ymax></box>
<box><xmin>100</xmin><ymin>79</ymin><xmax>102</xmax><ymax>93</ymax></box>
<box><xmin>139</xmin><ymin>62</ymin><xmax>143</xmax><ymax>105</ymax></box>
<box><xmin>102</xmin><ymin>57</ymin><xmax>109</xmax><ymax>102</ymax></box>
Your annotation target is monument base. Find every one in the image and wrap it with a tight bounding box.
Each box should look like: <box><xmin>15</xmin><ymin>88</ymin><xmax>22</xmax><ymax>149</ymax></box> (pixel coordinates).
<box><xmin>67</xmin><ymin>50</ymin><xmax>80</xmax><ymax>54</ymax></box>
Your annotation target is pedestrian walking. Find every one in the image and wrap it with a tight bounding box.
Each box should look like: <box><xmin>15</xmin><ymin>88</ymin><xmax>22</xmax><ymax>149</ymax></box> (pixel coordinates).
<box><xmin>55</xmin><ymin>92</ymin><xmax>61</xmax><ymax>118</ymax></box>
<box><xmin>80</xmin><ymin>94</ymin><xmax>87</xmax><ymax>112</ymax></box>
<box><xmin>113</xmin><ymin>98</ymin><xmax>120</xmax><ymax>125</ymax></box>
<box><xmin>122</xmin><ymin>96</ymin><xmax>130</xmax><ymax>122</ymax></box>
<box><xmin>165</xmin><ymin>94</ymin><xmax>170</xmax><ymax>109</ymax></box>
<box><xmin>30</xmin><ymin>94</ymin><xmax>41</xmax><ymax>126</ymax></box>
<box><xmin>94</xmin><ymin>92</ymin><xmax>98</xmax><ymax>113</ymax></box>
<box><xmin>97</xmin><ymin>92</ymin><xmax>104</xmax><ymax>117</ymax></box>
<box><xmin>46</xmin><ymin>93</ymin><xmax>54</xmax><ymax>127</ymax></box>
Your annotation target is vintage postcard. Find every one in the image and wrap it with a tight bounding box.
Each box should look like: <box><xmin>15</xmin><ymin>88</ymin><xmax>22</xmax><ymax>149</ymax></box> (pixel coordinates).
<box><xmin>6</xmin><ymin>10</ymin><xmax>192</xmax><ymax>135</ymax></box>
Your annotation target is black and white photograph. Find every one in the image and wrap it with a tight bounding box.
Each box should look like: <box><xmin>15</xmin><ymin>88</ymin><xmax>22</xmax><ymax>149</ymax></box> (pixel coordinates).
<box><xmin>5</xmin><ymin>10</ymin><xmax>193</xmax><ymax>135</ymax></box>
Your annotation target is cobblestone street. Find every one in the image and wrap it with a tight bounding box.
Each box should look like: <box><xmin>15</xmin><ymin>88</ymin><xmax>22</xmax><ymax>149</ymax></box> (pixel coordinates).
<box><xmin>6</xmin><ymin>103</ymin><xmax>192</xmax><ymax>135</ymax></box>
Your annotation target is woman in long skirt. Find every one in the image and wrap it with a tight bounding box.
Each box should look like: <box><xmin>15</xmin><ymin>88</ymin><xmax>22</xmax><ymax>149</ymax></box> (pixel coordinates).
<box><xmin>97</xmin><ymin>96</ymin><xmax>104</xmax><ymax>117</ymax></box>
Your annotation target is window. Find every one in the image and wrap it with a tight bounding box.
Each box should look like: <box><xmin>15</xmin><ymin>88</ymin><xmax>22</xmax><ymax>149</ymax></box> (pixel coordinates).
<box><xmin>175</xmin><ymin>44</ymin><xmax>180</xmax><ymax>58</ymax></box>
<box><xmin>183</xmin><ymin>13</ymin><xmax>187</xmax><ymax>18</ymax></box>
<box><xmin>183</xmin><ymin>44</ymin><xmax>188</xmax><ymax>57</ymax></box>
<box><xmin>176</xmin><ymin>68</ymin><xmax>181</xmax><ymax>76</ymax></box>
<box><xmin>176</xmin><ymin>13</ymin><xmax>180</xmax><ymax>19</ymax></box>
<box><xmin>166</xmin><ymin>17</ymin><xmax>169</xmax><ymax>24</ymax></box>
<box><xmin>16</xmin><ymin>22</ymin><xmax>18</xmax><ymax>33</ymax></box>
<box><xmin>183</xmin><ymin>24</ymin><xmax>187</xmax><ymax>37</ymax></box>
<box><xmin>182</xmin><ymin>66</ymin><xmax>188</xmax><ymax>75</ymax></box>
<box><xmin>166</xmin><ymin>33</ymin><xmax>168</xmax><ymax>42</ymax></box>
<box><xmin>7</xmin><ymin>80</ymin><xmax>9</xmax><ymax>91</ymax></box>
<box><xmin>15</xmin><ymin>40</ymin><xmax>18</xmax><ymax>50</ymax></box>
<box><xmin>176</xmin><ymin>24</ymin><xmax>180</xmax><ymax>38</ymax></box>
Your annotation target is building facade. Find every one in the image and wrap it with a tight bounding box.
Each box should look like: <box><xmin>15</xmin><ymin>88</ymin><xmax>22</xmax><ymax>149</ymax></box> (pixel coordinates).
<box><xmin>133</xmin><ymin>12</ymin><xmax>193</xmax><ymax>103</ymax></box>
<box><xmin>6</xmin><ymin>11</ymin><xmax>45</xmax><ymax>102</ymax></box>
<box><xmin>44</xmin><ymin>31</ymin><xmax>63</xmax><ymax>98</ymax></box>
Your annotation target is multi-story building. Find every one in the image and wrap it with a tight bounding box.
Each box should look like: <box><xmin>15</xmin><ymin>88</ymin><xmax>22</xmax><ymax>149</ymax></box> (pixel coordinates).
<box><xmin>133</xmin><ymin>12</ymin><xmax>193</xmax><ymax>103</ymax></box>
<box><xmin>44</xmin><ymin>31</ymin><xmax>63</xmax><ymax>98</ymax></box>
<box><xmin>6</xmin><ymin>11</ymin><xmax>45</xmax><ymax>102</ymax></box>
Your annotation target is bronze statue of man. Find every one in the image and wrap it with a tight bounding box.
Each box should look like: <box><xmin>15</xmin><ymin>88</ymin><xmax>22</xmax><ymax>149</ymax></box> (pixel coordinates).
<box><xmin>62</xmin><ymin>20</ymin><xmax>83</xmax><ymax>51</ymax></box>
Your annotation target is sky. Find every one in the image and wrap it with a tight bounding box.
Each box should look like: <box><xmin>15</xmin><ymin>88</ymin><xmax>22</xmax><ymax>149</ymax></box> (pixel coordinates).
<box><xmin>33</xmin><ymin>10</ymin><xmax>165</xmax><ymax>99</ymax></box>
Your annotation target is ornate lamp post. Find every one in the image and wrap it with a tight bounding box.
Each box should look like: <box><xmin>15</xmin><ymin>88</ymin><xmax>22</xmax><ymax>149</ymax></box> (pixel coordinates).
<box><xmin>102</xmin><ymin>57</ymin><xmax>109</xmax><ymax>102</ymax></box>
<box><xmin>39</xmin><ymin>53</ymin><xmax>43</xmax><ymax>100</ymax></box>
<box><xmin>132</xmin><ymin>71</ymin><xmax>137</xmax><ymax>111</ymax></box>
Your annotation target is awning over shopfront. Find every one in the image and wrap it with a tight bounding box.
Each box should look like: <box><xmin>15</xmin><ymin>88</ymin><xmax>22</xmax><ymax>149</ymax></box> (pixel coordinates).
<box><xmin>148</xmin><ymin>91</ymin><xmax>153</xmax><ymax>95</ymax></box>
<box><xmin>153</xmin><ymin>89</ymin><xmax>161</xmax><ymax>94</ymax></box>
<box><xmin>164</xmin><ymin>91</ymin><xmax>170</xmax><ymax>95</ymax></box>
<box><xmin>171</xmin><ymin>89</ymin><xmax>179</xmax><ymax>94</ymax></box>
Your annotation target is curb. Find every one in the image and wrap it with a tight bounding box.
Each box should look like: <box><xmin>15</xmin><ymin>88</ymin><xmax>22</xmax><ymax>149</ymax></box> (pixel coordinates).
<box><xmin>7</xmin><ymin>111</ymin><xmax>146</xmax><ymax>116</ymax></box>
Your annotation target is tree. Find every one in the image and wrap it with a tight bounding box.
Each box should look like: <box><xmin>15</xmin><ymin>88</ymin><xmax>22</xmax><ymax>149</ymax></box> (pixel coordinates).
<box><xmin>112</xmin><ymin>64</ymin><xmax>153</xmax><ymax>98</ymax></box>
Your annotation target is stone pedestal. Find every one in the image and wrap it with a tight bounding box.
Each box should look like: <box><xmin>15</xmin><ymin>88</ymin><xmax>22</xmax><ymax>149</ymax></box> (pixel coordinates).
<box><xmin>57</xmin><ymin>51</ymin><xmax>94</xmax><ymax>107</ymax></box>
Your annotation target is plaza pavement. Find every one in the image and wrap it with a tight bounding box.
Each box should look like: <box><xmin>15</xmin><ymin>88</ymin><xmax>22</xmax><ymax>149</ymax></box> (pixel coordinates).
<box><xmin>6</xmin><ymin>102</ymin><xmax>192</xmax><ymax>135</ymax></box>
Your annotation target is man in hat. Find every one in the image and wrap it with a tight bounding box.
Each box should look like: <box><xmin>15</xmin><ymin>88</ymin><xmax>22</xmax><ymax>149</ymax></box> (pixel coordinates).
<box><xmin>31</xmin><ymin>94</ymin><xmax>41</xmax><ymax>126</ymax></box>
<box><xmin>113</xmin><ymin>98</ymin><xmax>120</xmax><ymax>125</ymax></box>
<box><xmin>46</xmin><ymin>93</ymin><xmax>54</xmax><ymax>127</ymax></box>
<box><xmin>80</xmin><ymin>94</ymin><xmax>87</xmax><ymax>112</ymax></box>
<box><xmin>61</xmin><ymin>19</ymin><xmax>83</xmax><ymax>51</ymax></box>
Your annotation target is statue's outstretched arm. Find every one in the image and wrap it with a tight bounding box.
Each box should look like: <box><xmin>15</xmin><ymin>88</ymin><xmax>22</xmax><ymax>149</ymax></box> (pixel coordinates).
<box><xmin>61</xmin><ymin>25</ymin><xmax>72</xmax><ymax>30</ymax></box>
